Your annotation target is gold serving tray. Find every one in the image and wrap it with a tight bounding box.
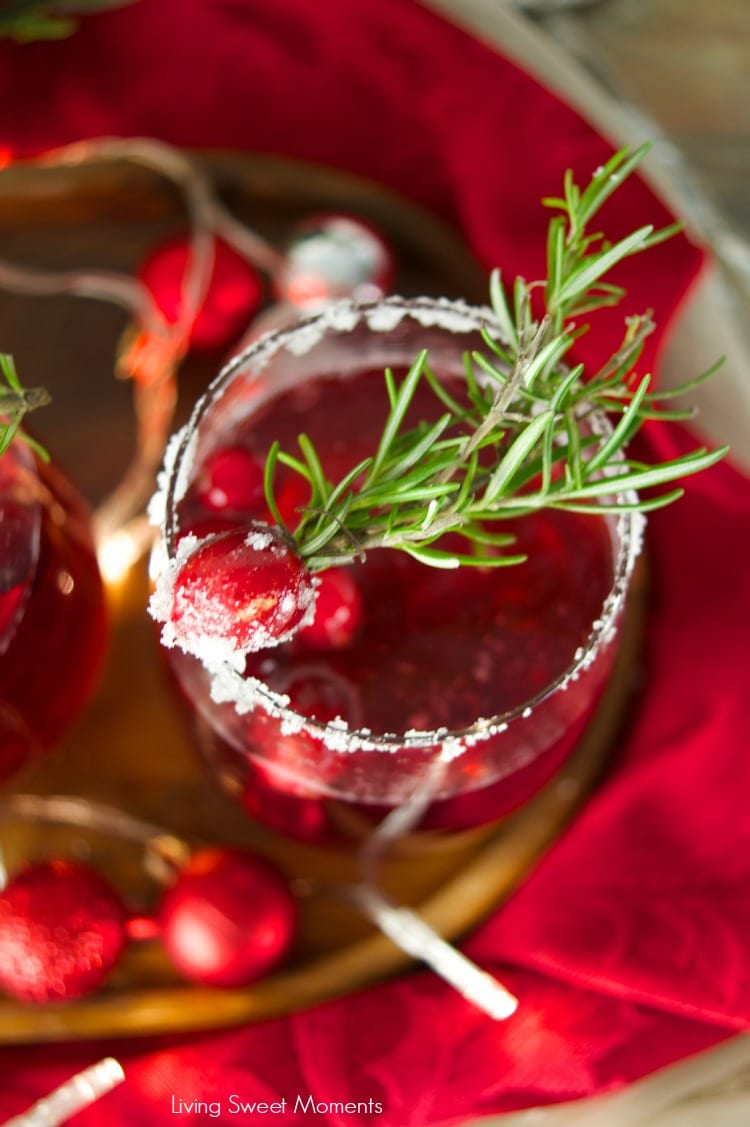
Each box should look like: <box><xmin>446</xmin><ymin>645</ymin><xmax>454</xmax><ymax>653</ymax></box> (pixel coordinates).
<box><xmin>0</xmin><ymin>153</ymin><xmax>644</xmax><ymax>1043</ymax></box>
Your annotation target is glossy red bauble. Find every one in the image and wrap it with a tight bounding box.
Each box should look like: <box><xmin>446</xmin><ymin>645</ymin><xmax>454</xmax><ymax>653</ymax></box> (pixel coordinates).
<box><xmin>158</xmin><ymin>848</ymin><xmax>296</xmax><ymax>988</ymax></box>
<box><xmin>138</xmin><ymin>236</ymin><xmax>264</xmax><ymax>353</ymax></box>
<box><xmin>0</xmin><ymin>860</ymin><xmax>127</xmax><ymax>1003</ymax></box>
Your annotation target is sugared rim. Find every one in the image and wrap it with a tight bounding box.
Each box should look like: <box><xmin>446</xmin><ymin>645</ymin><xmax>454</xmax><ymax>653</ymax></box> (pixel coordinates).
<box><xmin>151</xmin><ymin>296</ymin><xmax>645</xmax><ymax>757</ymax></box>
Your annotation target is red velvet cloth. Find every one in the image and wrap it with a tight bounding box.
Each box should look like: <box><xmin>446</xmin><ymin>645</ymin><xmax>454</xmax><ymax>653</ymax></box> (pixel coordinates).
<box><xmin>1</xmin><ymin>2</ymin><xmax>748</xmax><ymax>1123</ymax></box>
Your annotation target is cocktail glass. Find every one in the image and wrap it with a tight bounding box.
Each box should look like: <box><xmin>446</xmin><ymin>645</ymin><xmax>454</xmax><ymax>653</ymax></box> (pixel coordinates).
<box><xmin>0</xmin><ymin>439</ymin><xmax>107</xmax><ymax>781</ymax></box>
<box><xmin>151</xmin><ymin>297</ymin><xmax>641</xmax><ymax>846</ymax></box>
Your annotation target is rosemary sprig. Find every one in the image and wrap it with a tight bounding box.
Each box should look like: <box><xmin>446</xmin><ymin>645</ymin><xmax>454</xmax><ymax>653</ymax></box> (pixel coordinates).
<box><xmin>265</xmin><ymin>145</ymin><xmax>727</xmax><ymax>571</ymax></box>
<box><xmin>0</xmin><ymin>0</ymin><xmax>138</xmax><ymax>43</ymax></box>
<box><xmin>0</xmin><ymin>354</ymin><xmax>50</xmax><ymax>460</ymax></box>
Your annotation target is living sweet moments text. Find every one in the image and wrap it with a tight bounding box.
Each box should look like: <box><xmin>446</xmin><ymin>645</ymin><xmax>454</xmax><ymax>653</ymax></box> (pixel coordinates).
<box><xmin>171</xmin><ymin>1094</ymin><xmax>384</xmax><ymax>1118</ymax></box>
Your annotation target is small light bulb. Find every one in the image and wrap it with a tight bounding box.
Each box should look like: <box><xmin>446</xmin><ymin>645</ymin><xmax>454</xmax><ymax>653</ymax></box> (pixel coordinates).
<box><xmin>98</xmin><ymin>529</ymin><xmax>140</xmax><ymax>587</ymax></box>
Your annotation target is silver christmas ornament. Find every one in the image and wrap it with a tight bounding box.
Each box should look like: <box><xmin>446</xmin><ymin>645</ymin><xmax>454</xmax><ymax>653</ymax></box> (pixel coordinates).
<box><xmin>276</xmin><ymin>214</ymin><xmax>394</xmax><ymax>308</ymax></box>
<box><xmin>232</xmin><ymin>213</ymin><xmax>394</xmax><ymax>354</ymax></box>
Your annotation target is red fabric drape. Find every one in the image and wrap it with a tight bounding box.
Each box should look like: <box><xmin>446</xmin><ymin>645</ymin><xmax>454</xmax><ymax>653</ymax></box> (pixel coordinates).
<box><xmin>1</xmin><ymin>2</ymin><xmax>748</xmax><ymax>1123</ymax></box>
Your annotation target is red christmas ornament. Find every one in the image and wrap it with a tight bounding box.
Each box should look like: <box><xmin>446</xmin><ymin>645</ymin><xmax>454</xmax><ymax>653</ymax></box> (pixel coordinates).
<box><xmin>138</xmin><ymin>236</ymin><xmax>264</xmax><ymax>353</ymax></box>
<box><xmin>231</xmin><ymin>213</ymin><xmax>395</xmax><ymax>354</ymax></box>
<box><xmin>158</xmin><ymin>847</ymin><xmax>296</xmax><ymax>987</ymax></box>
<box><xmin>0</xmin><ymin>860</ymin><xmax>128</xmax><ymax>1003</ymax></box>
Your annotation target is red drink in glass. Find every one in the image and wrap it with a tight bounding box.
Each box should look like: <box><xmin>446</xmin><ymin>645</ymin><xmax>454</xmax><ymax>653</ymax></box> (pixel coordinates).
<box><xmin>0</xmin><ymin>441</ymin><xmax>107</xmax><ymax>781</ymax></box>
<box><xmin>153</xmin><ymin>299</ymin><xmax>641</xmax><ymax>844</ymax></box>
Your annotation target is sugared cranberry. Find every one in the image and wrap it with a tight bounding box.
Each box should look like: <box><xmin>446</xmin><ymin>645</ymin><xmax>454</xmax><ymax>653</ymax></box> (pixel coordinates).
<box><xmin>166</xmin><ymin>524</ymin><xmax>315</xmax><ymax>656</ymax></box>
<box><xmin>297</xmin><ymin>567</ymin><xmax>363</xmax><ymax>649</ymax></box>
<box><xmin>195</xmin><ymin>446</ymin><xmax>266</xmax><ymax>514</ymax></box>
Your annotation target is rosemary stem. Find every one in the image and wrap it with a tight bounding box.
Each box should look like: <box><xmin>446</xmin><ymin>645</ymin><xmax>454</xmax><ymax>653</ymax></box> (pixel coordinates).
<box><xmin>262</xmin><ymin>145</ymin><xmax>726</xmax><ymax>573</ymax></box>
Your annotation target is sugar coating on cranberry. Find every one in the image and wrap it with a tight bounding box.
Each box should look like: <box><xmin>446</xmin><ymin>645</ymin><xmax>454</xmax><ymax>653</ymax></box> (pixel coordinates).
<box><xmin>149</xmin><ymin>523</ymin><xmax>316</xmax><ymax>668</ymax></box>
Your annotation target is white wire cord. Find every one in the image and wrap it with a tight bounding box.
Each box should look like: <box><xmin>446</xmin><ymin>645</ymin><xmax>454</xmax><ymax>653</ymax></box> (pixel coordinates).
<box><xmin>1</xmin><ymin>1059</ymin><xmax>125</xmax><ymax>1127</ymax></box>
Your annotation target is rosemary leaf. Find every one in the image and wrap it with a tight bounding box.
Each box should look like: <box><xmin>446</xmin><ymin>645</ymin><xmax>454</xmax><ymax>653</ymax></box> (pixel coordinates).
<box><xmin>260</xmin><ymin>144</ymin><xmax>727</xmax><ymax>572</ymax></box>
<box><xmin>483</xmin><ymin>410</ymin><xmax>555</xmax><ymax>504</ymax></box>
<box><xmin>0</xmin><ymin>353</ymin><xmax>50</xmax><ymax>461</ymax></box>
